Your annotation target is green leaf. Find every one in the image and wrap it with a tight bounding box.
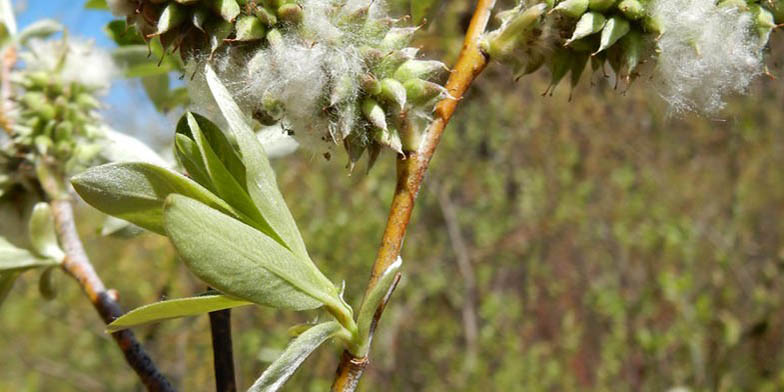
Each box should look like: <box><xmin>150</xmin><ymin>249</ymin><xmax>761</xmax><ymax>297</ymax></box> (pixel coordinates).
<box><xmin>204</xmin><ymin>65</ymin><xmax>309</xmax><ymax>259</ymax></box>
<box><xmin>84</xmin><ymin>0</ymin><xmax>108</xmax><ymax>10</ymax></box>
<box><xmin>28</xmin><ymin>203</ymin><xmax>64</xmax><ymax>262</ymax></box>
<box><xmin>0</xmin><ymin>237</ymin><xmax>59</xmax><ymax>272</ymax></box>
<box><xmin>71</xmin><ymin>162</ymin><xmax>242</xmax><ymax>235</ymax></box>
<box><xmin>100</xmin><ymin>126</ymin><xmax>170</xmax><ymax>167</ymax></box>
<box><xmin>174</xmin><ymin>134</ymin><xmax>214</xmax><ymax>189</ymax></box>
<box><xmin>355</xmin><ymin>257</ymin><xmax>402</xmax><ymax>356</ymax></box>
<box><xmin>106</xmin><ymin>294</ymin><xmax>252</xmax><ymax>332</ymax></box>
<box><xmin>180</xmin><ymin>112</ymin><xmax>246</xmax><ymax>187</ymax></box>
<box><xmin>248</xmin><ymin>321</ymin><xmax>343</xmax><ymax>392</ymax></box>
<box><xmin>178</xmin><ymin>113</ymin><xmax>283</xmax><ymax>241</ymax></box>
<box><xmin>105</xmin><ymin>20</ymin><xmax>145</xmax><ymax>46</ymax></box>
<box><xmin>163</xmin><ymin>195</ymin><xmax>340</xmax><ymax>311</ymax></box>
<box><xmin>17</xmin><ymin>19</ymin><xmax>64</xmax><ymax>45</ymax></box>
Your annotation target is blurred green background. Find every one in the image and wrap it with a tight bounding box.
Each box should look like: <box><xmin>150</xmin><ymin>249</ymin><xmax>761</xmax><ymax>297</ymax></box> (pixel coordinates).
<box><xmin>2</xmin><ymin>0</ymin><xmax>784</xmax><ymax>391</ymax></box>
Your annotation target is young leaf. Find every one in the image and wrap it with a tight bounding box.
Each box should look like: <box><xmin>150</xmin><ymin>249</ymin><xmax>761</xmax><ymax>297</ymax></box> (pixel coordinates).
<box><xmin>106</xmin><ymin>294</ymin><xmax>252</xmax><ymax>332</ymax></box>
<box><xmin>204</xmin><ymin>65</ymin><xmax>309</xmax><ymax>259</ymax></box>
<box><xmin>28</xmin><ymin>203</ymin><xmax>65</xmax><ymax>262</ymax></box>
<box><xmin>182</xmin><ymin>113</ymin><xmax>277</xmax><ymax>239</ymax></box>
<box><xmin>72</xmin><ymin>162</ymin><xmax>242</xmax><ymax>235</ymax></box>
<box><xmin>178</xmin><ymin>112</ymin><xmax>246</xmax><ymax>186</ymax></box>
<box><xmin>174</xmin><ymin>134</ymin><xmax>214</xmax><ymax>189</ymax></box>
<box><xmin>0</xmin><ymin>237</ymin><xmax>59</xmax><ymax>272</ymax></box>
<box><xmin>248</xmin><ymin>321</ymin><xmax>343</xmax><ymax>392</ymax></box>
<box><xmin>100</xmin><ymin>127</ymin><xmax>170</xmax><ymax>168</ymax></box>
<box><xmin>0</xmin><ymin>0</ymin><xmax>17</xmax><ymax>36</ymax></box>
<box><xmin>163</xmin><ymin>195</ymin><xmax>341</xmax><ymax>311</ymax></box>
<box><xmin>355</xmin><ymin>257</ymin><xmax>402</xmax><ymax>356</ymax></box>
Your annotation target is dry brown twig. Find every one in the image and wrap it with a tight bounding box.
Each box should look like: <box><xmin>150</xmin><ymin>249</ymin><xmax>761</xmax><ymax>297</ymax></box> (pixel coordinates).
<box><xmin>330</xmin><ymin>0</ymin><xmax>497</xmax><ymax>390</ymax></box>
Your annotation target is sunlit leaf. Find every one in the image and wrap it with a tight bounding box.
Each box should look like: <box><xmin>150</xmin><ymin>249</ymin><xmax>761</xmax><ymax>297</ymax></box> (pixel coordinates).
<box><xmin>356</xmin><ymin>257</ymin><xmax>402</xmax><ymax>356</ymax></box>
<box><xmin>28</xmin><ymin>203</ymin><xmax>64</xmax><ymax>262</ymax></box>
<box><xmin>248</xmin><ymin>321</ymin><xmax>342</xmax><ymax>392</ymax></box>
<box><xmin>72</xmin><ymin>162</ymin><xmax>243</xmax><ymax>235</ymax></box>
<box><xmin>204</xmin><ymin>65</ymin><xmax>309</xmax><ymax>259</ymax></box>
<box><xmin>163</xmin><ymin>195</ymin><xmax>341</xmax><ymax>310</ymax></box>
<box><xmin>106</xmin><ymin>294</ymin><xmax>253</xmax><ymax>332</ymax></box>
<box><xmin>0</xmin><ymin>237</ymin><xmax>58</xmax><ymax>272</ymax></box>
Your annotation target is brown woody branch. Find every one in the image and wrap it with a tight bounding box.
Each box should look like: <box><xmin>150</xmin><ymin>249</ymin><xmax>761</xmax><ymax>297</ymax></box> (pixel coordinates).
<box><xmin>330</xmin><ymin>0</ymin><xmax>496</xmax><ymax>390</ymax></box>
<box><xmin>50</xmin><ymin>198</ymin><xmax>175</xmax><ymax>392</ymax></box>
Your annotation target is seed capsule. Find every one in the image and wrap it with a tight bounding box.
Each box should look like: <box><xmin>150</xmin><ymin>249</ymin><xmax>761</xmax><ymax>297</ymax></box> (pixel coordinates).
<box><xmin>362</xmin><ymin>98</ymin><xmax>388</xmax><ymax>131</ymax></box>
<box><xmin>151</xmin><ymin>3</ymin><xmax>186</xmax><ymax>36</ymax></box>
<box><xmin>483</xmin><ymin>4</ymin><xmax>547</xmax><ymax>61</ymax></box>
<box><xmin>595</xmin><ymin>16</ymin><xmax>630</xmax><ymax>55</ymax></box>
<box><xmin>277</xmin><ymin>3</ymin><xmax>304</xmax><ymax>25</ymax></box>
<box><xmin>233</xmin><ymin>15</ymin><xmax>266</xmax><ymax>41</ymax></box>
<box><xmin>253</xmin><ymin>5</ymin><xmax>278</xmax><ymax>26</ymax></box>
<box><xmin>380</xmin><ymin>27</ymin><xmax>418</xmax><ymax>50</ymax></box>
<box><xmin>551</xmin><ymin>0</ymin><xmax>589</xmax><ymax>19</ymax></box>
<box><xmin>618</xmin><ymin>0</ymin><xmax>646</xmax><ymax>20</ymax></box>
<box><xmin>403</xmin><ymin>78</ymin><xmax>448</xmax><ymax>106</ymax></box>
<box><xmin>588</xmin><ymin>0</ymin><xmax>616</xmax><ymax>12</ymax></box>
<box><xmin>565</xmin><ymin>12</ymin><xmax>606</xmax><ymax>46</ymax></box>
<box><xmin>393</xmin><ymin>60</ymin><xmax>448</xmax><ymax>82</ymax></box>
<box><xmin>39</xmin><ymin>267</ymin><xmax>58</xmax><ymax>300</ymax></box>
<box><xmin>192</xmin><ymin>8</ymin><xmax>210</xmax><ymax>32</ymax></box>
<box><xmin>378</xmin><ymin>78</ymin><xmax>407</xmax><ymax>110</ymax></box>
<box><xmin>206</xmin><ymin>0</ymin><xmax>241</xmax><ymax>22</ymax></box>
<box><xmin>373</xmin><ymin>126</ymin><xmax>404</xmax><ymax>155</ymax></box>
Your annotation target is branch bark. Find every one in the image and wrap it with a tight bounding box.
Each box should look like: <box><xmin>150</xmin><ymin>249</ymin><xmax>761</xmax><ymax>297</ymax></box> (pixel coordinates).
<box><xmin>50</xmin><ymin>198</ymin><xmax>175</xmax><ymax>392</ymax></box>
<box><xmin>209</xmin><ymin>308</ymin><xmax>237</xmax><ymax>392</ymax></box>
<box><xmin>330</xmin><ymin>1</ymin><xmax>496</xmax><ymax>390</ymax></box>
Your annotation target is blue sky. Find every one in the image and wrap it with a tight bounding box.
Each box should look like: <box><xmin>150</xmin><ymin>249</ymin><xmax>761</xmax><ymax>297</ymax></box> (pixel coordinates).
<box><xmin>14</xmin><ymin>0</ymin><xmax>172</xmax><ymax>146</ymax></box>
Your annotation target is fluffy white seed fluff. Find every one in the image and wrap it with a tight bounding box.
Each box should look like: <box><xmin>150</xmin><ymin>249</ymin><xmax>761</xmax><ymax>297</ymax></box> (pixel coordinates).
<box><xmin>651</xmin><ymin>0</ymin><xmax>764</xmax><ymax>114</ymax></box>
<box><xmin>24</xmin><ymin>38</ymin><xmax>117</xmax><ymax>91</ymax></box>
<box><xmin>192</xmin><ymin>0</ymin><xmax>391</xmax><ymax>153</ymax></box>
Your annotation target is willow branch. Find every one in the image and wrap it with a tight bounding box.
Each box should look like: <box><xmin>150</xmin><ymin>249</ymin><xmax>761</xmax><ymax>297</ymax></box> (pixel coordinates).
<box><xmin>209</xmin><ymin>308</ymin><xmax>237</xmax><ymax>392</ymax></box>
<box><xmin>50</xmin><ymin>198</ymin><xmax>175</xmax><ymax>392</ymax></box>
<box><xmin>330</xmin><ymin>1</ymin><xmax>496</xmax><ymax>390</ymax></box>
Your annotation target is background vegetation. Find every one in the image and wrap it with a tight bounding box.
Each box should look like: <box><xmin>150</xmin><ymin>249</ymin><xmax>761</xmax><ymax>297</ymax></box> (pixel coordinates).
<box><xmin>2</xmin><ymin>1</ymin><xmax>784</xmax><ymax>391</ymax></box>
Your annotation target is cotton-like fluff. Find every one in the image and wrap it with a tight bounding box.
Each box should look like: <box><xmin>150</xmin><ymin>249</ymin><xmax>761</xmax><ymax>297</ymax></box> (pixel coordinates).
<box><xmin>23</xmin><ymin>38</ymin><xmax>117</xmax><ymax>91</ymax></box>
<box><xmin>178</xmin><ymin>0</ymin><xmax>448</xmax><ymax>168</ymax></box>
<box><xmin>649</xmin><ymin>0</ymin><xmax>763</xmax><ymax>114</ymax></box>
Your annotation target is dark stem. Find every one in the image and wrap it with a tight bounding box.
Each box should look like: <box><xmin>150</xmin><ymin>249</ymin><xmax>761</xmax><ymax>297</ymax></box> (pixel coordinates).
<box><xmin>209</xmin><ymin>308</ymin><xmax>237</xmax><ymax>392</ymax></box>
<box><xmin>50</xmin><ymin>198</ymin><xmax>175</xmax><ymax>392</ymax></box>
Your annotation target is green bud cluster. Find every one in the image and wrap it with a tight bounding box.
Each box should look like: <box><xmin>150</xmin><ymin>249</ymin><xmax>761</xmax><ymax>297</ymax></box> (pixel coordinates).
<box><xmin>162</xmin><ymin>0</ymin><xmax>451</xmax><ymax>169</ymax></box>
<box><xmin>481</xmin><ymin>0</ymin><xmax>778</xmax><ymax>95</ymax></box>
<box><xmin>0</xmin><ymin>69</ymin><xmax>105</xmax><ymax>197</ymax></box>
<box><xmin>113</xmin><ymin>0</ymin><xmax>305</xmax><ymax>57</ymax></box>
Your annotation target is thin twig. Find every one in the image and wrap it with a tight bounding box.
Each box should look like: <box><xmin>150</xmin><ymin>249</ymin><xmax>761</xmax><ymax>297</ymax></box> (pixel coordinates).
<box><xmin>330</xmin><ymin>1</ymin><xmax>496</xmax><ymax>390</ymax></box>
<box><xmin>50</xmin><ymin>198</ymin><xmax>175</xmax><ymax>392</ymax></box>
<box><xmin>209</xmin><ymin>308</ymin><xmax>237</xmax><ymax>392</ymax></box>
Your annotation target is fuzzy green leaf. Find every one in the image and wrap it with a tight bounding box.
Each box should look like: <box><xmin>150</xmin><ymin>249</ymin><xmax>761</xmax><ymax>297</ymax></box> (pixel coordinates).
<box><xmin>355</xmin><ymin>257</ymin><xmax>402</xmax><ymax>356</ymax></box>
<box><xmin>107</xmin><ymin>294</ymin><xmax>252</xmax><ymax>332</ymax></box>
<box><xmin>28</xmin><ymin>203</ymin><xmax>64</xmax><ymax>262</ymax></box>
<box><xmin>72</xmin><ymin>162</ymin><xmax>241</xmax><ymax>235</ymax></box>
<box><xmin>248</xmin><ymin>321</ymin><xmax>342</xmax><ymax>392</ymax></box>
<box><xmin>0</xmin><ymin>237</ymin><xmax>58</xmax><ymax>273</ymax></box>
<box><xmin>204</xmin><ymin>65</ymin><xmax>309</xmax><ymax>259</ymax></box>
<box><xmin>163</xmin><ymin>195</ymin><xmax>340</xmax><ymax>311</ymax></box>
